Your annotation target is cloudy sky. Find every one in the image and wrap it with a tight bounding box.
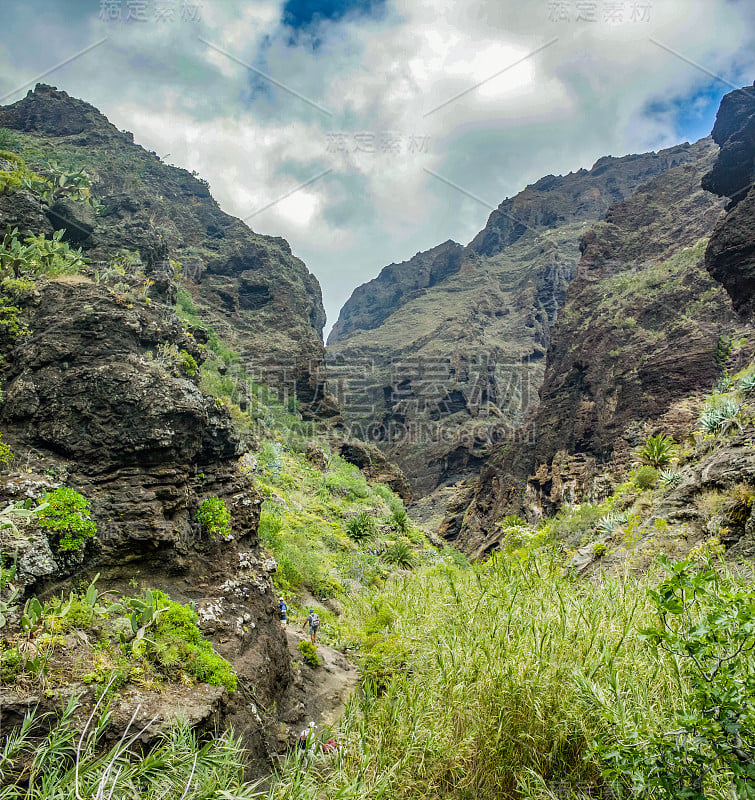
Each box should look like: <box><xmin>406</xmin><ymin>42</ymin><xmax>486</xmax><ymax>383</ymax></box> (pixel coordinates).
<box><xmin>1</xmin><ymin>0</ymin><xmax>753</xmax><ymax>336</ymax></box>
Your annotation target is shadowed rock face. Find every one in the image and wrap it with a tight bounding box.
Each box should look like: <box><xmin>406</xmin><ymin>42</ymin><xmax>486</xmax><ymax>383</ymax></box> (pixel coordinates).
<box><xmin>328</xmin><ymin>140</ymin><xmax>716</xmax><ymax>497</ymax></box>
<box><xmin>0</xmin><ymin>85</ymin><xmax>324</xmax><ymax>774</ymax></box>
<box><xmin>703</xmin><ymin>85</ymin><xmax>755</xmax><ymax>315</ymax></box>
<box><xmin>0</xmin><ymin>84</ymin><xmax>328</xmax><ymax>411</ymax></box>
<box><xmin>446</xmin><ymin>137</ymin><xmax>749</xmax><ymax>558</ymax></box>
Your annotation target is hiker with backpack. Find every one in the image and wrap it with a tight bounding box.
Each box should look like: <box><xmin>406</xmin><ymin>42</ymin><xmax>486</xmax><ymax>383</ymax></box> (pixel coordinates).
<box><xmin>304</xmin><ymin>608</ymin><xmax>320</xmax><ymax>643</ymax></box>
<box><xmin>298</xmin><ymin>721</ymin><xmax>316</xmax><ymax>765</ymax></box>
<box><xmin>279</xmin><ymin>597</ymin><xmax>287</xmax><ymax>624</ymax></box>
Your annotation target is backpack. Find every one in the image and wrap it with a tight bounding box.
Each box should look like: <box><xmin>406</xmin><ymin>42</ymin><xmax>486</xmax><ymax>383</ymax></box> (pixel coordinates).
<box><xmin>310</xmin><ymin>612</ymin><xmax>320</xmax><ymax>630</ymax></box>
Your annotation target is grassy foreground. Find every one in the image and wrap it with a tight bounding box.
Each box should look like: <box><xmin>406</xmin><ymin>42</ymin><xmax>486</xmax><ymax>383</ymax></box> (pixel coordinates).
<box><xmin>263</xmin><ymin>551</ymin><xmax>753</xmax><ymax>800</ymax></box>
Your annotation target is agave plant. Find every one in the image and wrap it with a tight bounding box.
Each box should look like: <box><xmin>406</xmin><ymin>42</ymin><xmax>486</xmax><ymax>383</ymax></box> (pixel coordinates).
<box><xmin>738</xmin><ymin>370</ymin><xmax>755</xmax><ymax>396</ymax></box>
<box><xmin>658</xmin><ymin>469</ymin><xmax>685</xmax><ymax>487</ymax></box>
<box><xmin>698</xmin><ymin>396</ymin><xmax>741</xmax><ymax>435</ymax></box>
<box><xmin>596</xmin><ymin>512</ymin><xmax>628</xmax><ymax>537</ymax></box>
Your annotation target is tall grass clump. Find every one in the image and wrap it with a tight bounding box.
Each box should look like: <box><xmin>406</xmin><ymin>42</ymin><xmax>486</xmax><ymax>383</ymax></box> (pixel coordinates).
<box><xmin>0</xmin><ymin>693</ymin><xmax>258</xmax><ymax>799</ymax></box>
<box><xmin>267</xmin><ymin>554</ymin><xmax>702</xmax><ymax>800</ymax></box>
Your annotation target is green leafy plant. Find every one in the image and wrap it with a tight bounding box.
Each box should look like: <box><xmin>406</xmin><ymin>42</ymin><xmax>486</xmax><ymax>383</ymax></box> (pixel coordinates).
<box><xmin>633</xmin><ymin>465</ymin><xmax>659</xmax><ymax>490</ymax></box>
<box><xmin>39</xmin><ymin>160</ymin><xmax>96</xmax><ymax>206</ymax></box>
<box><xmin>37</xmin><ymin>487</ymin><xmax>96</xmax><ymax>551</ymax></box>
<box><xmin>0</xmin><ymin>696</ymin><xmax>252</xmax><ymax>799</ymax></box>
<box><xmin>0</xmin><ymin>226</ymin><xmax>87</xmax><ymax>279</ymax></box>
<box><xmin>196</xmin><ymin>497</ymin><xmax>231</xmax><ymax>539</ymax></box>
<box><xmin>154</xmin><ymin>342</ymin><xmax>199</xmax><ymax>378</ymax></box>
<box><xmin>596</xmin><ymin>556</ymin><xmax>755</xmax><ymax>798</ymax></box>
<box><xmin>346</xmin><ymin>511</ymin><xmax>377</xmax><ymax>541</ymax></box>
<box><xmin>297</xmin><ymin>639</ymin><xmax>320</xmax><ymax>668</ymax></box>
<box><xmin>0</xmin><ymin>433</ymin><xmax>14</xmax><ymax>467</ymax></box>
<box><xmin>635</xmin><ymin>433</ymin><xmax>677</xmax><ymax>468</ymax></box>
<box><xmin>382</xmin><ymin>540</ymin><xmax>415</xmax><ymax>569</ymax></box>
<box><xmin>389</xmin><ymin>505</ymin><xmax>410</xmax><ymax>534</ymax></box>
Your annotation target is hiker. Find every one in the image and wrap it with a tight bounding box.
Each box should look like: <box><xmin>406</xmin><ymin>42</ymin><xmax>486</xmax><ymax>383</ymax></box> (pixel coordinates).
<box><xmin>279</xmin><ymin>597</ymin><xmax>287</xmax><ymax>624</ymax></box>
<box><xmin>298</xmin><ymin>721</ymin><xmax>316</xmax><ymax>764</ymax></box>
<box><xmin>303</xmin><ymin>608</ymin><xmax>320</xmax><ymax>643</ymax></box>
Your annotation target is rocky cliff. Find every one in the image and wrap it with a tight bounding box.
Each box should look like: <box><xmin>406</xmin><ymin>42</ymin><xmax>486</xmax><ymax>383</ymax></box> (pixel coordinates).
<box><xmin>703</xmin><ymin>84</ymin><xmax>755</xmax><ymax>315</ymax></box>
<box><xmin>0</xmin><ymin>85</ymin><xmax>336</xmax><ymax>773</ymax></box>
<box><xmin>0</xmin><ymin>85</ymin><xmax>328</xmax><ymax>411</ymax></box>
<box><xmin>447</xmin><ymin>136</ymin><xmax>754</xmax><ymax>557</ymax></box>
<box><xmin>328</xmin><ymin>142</ymin><xmax>713</xmax><ymax>497</ymax></box>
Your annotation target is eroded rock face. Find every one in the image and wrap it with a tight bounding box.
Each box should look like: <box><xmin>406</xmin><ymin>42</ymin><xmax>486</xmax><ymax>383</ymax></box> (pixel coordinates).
<box><xmin>328</xmin><ymin>141</ymin><xmax>715</xmax><ymax>498</ymax></box>
<box><xmin>703</xmin><ymin>85</ymin><xmax>755</xmax><ymax>315</ymax></box>
<box><xmin>0</xmin><ymin>85</ymin><xmax>313</xmax><ymax>773</ymax></box>
<box><xmin>0</xmin><ymin>84</ymin><xmax>329</xmax><ymax>414</ymax></box>
<box><xmin>451</xmin><ymin>137</ymin><xmax>750</xmax><ymax>558</ymax></box>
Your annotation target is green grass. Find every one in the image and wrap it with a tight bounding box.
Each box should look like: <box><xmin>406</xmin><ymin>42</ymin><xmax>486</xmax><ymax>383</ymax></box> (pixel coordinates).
<box><xmin>264</xmin><ymin>553</ymin><xmax>748</xmax><ymax>800</ymax></box>
<box><xmin>0</xmin><ymin>695</ymin><xmax>258</xmax><ymax>800</ymax></box>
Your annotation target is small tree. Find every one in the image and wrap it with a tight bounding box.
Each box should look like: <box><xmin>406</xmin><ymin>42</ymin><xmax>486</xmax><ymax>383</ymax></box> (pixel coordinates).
<box><xmin>197</xmin><ymin>497</ymin><xmax>231</xmax><ymax>538</ymax></box>
<box><xmin>38</xmin><ymin>487</ymin><xmax>96</xmax><ymax>551</ymax></box>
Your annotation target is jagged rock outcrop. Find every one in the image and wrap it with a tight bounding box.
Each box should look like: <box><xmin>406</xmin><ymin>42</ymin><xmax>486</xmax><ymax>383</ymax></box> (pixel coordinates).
<box><xmin>449</xmin><ymin>136</ymin><xmax>752</xmax><ymax>558</ymax></box>
<box><xmin>0</xmin><ymin>85</ymin><xmax>334</xmax><ymax>773</ymax></box>
<box><xmin>703</xmin><ymin>85</ymin><xmax>755</xmax><ymax>315</ymax></box>
<box><xmin>328</xmin><ymin>141</ymin><xmax>718</xmax><ymax>497</ymax></box>
<box><xmin>0</xmin><ymin>85</ymin><xmax>328</xmax><ymax>412</ymax></box>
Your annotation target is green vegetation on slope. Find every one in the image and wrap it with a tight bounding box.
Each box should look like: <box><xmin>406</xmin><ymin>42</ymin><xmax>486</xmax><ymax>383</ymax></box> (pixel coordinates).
<box><xmin>265</xmin><ymin>551</ymin><xmax>754</xmax><ymax>800</ymax></box>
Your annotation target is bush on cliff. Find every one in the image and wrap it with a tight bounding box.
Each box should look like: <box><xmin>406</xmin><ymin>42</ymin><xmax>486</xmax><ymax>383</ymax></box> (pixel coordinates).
<box><xmin>37</xmin><ymin>487</ymin><xmax>96</xmax><ymax>551</ymax></box>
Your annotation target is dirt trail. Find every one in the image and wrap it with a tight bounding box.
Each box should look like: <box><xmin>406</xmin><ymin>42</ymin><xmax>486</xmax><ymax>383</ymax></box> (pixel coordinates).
<box><xmin>277</xmin><ymin>624</ymin><xmax>359</xmax><ymax>739</ymax></box>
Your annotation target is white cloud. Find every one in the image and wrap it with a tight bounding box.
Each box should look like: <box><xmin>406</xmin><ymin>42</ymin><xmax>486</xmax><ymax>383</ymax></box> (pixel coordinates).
<box><xmin>0</xmin><ymin>0</ymin><xmax>753</xmax><ymax>335</ymax></box>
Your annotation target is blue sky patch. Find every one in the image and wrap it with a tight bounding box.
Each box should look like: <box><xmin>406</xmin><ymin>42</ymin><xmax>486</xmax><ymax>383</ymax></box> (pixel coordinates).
<box><xmin>282</xmin><ymin>0</ymin><xmax>385</xmax><ymax>29</ymax></box>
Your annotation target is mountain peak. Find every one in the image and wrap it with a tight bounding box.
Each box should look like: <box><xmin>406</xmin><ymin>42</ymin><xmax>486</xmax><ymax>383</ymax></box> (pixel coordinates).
<box><xmin>0</xmin><ymin>83</ymin><xmax>126</xmax><ymax>140</ymax></box>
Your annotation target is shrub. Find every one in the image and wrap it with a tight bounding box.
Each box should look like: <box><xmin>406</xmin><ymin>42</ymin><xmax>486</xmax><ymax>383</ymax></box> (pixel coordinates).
<box><xmin>382</xmin><ymin>540</ymin><xmax>415</xmax><ymax>569</ymax></box>
<box><xmin>37</xmin><ymin>487</ymin><xmax>96</xmax><ymax>551</ymax></box>
<box><xmin>298</xmin><ymin>639</ymin><xmax>320</xmax><ymax>668</ymax></box>
<box><xmin>0</xmin><ymin>433</ymin><xmax>13</xmax><ymax>466</ymax></box>
<box><xmin>140</xmin><ymin>591</ymin><xmax>237</xmax><ymax>691</ymax></box>
<box><xmin>0</xmin><ymin>645</ymin><xmax>21</xmax><ymax>682</ymax></box>
<box><xmin>723</xmin><ymin>483</ymin><xmax>755</xmax><ymax>526</ymax></box>
<box><xmin>196</xmin><ymin>497</ymin><xmax>231</xmax><ymax>538</ymax></box>
<box><xmin>635</xmin><ymin>433</ymin><xmax>677</xmax><ymax>468</ymax></box>
<box><xmin>597</xmin><ymin>556</ymin><xmax>755</xmax><ymax>799</ymax></box>
<box><xmin>179</xmin><ymin>348</ymin><xmax>198</xmax><ymax>377</ymax></box>
<box><xmin>346</xmin><ymin>511</ymin><xmax>377</xmax><ymax>541</ymax></box>
<box><xmin>155</xmin><ymin>342</ymin><xmax>199</xmax><ymax>378</ymax></box>
<box><xmin>633</xmin><ymin>465</ymin><xmax>659</xmax><ymax>490</ymax></box>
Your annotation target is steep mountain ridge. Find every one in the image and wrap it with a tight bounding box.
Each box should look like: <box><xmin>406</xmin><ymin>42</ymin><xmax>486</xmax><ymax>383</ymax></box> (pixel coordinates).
<box><xmin>328</xmin><ymin>140</ymin><xmax>713</xmax><ymax>498</ymax></box>
<box><xmin>0</xmin><ymin>84</ymin><xmax>328</xmax><ymax>411</ymax></box>
<box><xmin>446</xmin><ymin>129</ymin><xmax>753</xmax><ymax>557</ymax></box>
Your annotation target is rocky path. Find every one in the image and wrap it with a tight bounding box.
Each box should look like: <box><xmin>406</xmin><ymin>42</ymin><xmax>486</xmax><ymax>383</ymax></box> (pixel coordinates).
<box><xmin>279</xmin><ymin>625</ymin><xmax>359</xmax><ymax>737</ymax></box>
